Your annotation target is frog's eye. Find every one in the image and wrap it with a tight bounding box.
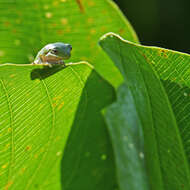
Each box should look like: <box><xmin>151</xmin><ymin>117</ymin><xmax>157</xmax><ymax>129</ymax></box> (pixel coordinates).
<box><xmin>51</xmin><ymin>49</ymin><xmax>58</xmax><ymax>54</ymax></box>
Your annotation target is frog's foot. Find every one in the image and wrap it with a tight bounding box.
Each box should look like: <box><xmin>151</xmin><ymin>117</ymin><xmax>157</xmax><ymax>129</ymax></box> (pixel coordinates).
<box><xmin>37</xmin><ymin>61</ymin><xmax>65</xmax><ymax>68</ymax></box>
<box><xmin>33</xmin><ymin>58</ymin><xmax>43</xmax><ymax>65</ymax></box>
<box><xmin>44</xmin><ymin>62</ymin><xmax>53</xmax><ymax>68</ymax></box>
<box><xmin>33</xmin><ymin>60</ymin><xmax>49</xmax><ymax>66</ymax></box>
<box><xmin>35</xmin><ymin>62</ymin><xmax>53</xmax><ymax>67</ymax></box>
<box><xmin>50</xmin><ymin>60</ymin><xmax>66</xmax><ymax>67</ymax></box>
<box><xmin>32</xmin><ymin>61</ymin><xmax>39</xmax><ymax>65</ymax></box>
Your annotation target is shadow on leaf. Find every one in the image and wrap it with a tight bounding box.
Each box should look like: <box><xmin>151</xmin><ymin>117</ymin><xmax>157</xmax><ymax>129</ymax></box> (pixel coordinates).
<box><xmin>60</xmin><ymin>70</ymin><xmax>118</xmax><ymax>190</ymax></box>
<box><xmin>30</xmin><ymin>65</ymin><xmax>66</xmax><ymax>80</ymax></box>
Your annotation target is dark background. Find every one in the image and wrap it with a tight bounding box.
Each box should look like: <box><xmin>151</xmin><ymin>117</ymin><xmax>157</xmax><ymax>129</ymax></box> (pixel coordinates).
<box><xmin>114</xmin><ymin>0</ymin><xmax>189</xmax><ymax>53</ymax></box>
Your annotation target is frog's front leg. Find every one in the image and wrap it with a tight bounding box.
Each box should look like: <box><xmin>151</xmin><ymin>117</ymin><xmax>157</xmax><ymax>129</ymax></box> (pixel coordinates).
<box><xmin>33</xmin><ymin>57</ymin><xmax>42</xmax><ymax>65</ymax></box>
<box><xmin>34</xmin><ymin>61</ymin><xmax>52</xmax><ymax>67</ymax></box>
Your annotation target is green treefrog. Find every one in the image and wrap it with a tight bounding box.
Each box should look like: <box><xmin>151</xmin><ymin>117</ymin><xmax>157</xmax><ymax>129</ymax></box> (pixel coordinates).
<box><xmin>33</xmin><ymin>42</ymin><xmax>72</xmax><ymax>67</ymax></box>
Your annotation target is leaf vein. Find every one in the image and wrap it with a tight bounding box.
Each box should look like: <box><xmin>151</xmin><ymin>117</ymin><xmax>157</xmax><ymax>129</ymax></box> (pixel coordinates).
<box><xmin>0</xmin><ymin>79</ymin><xmax>15</xmax><ymax>183</ymax></box>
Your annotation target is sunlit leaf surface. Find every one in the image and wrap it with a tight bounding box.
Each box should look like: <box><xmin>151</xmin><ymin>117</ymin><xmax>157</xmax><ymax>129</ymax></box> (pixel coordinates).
<box><xmin>0</xmin><ymin>63</ymin><xmax>116</xmax><ymax>190</ymax></box>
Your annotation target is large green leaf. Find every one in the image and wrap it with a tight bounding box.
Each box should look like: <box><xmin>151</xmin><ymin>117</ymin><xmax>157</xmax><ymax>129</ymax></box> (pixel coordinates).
<box><xmin>0</xmin><ymin>0</ymin><xmax>139</xmax><ymax>189</ymax></box>
<box><xmin>0</xmin><ymin>0</ymin><xmax>138</xmax><ymax>87</ymax></box>
<box><xmin>0</xmin><ymin>63</ymin><xmax>116</xmax><ymax>190</ymax></box>
<box><xmin>99</xmin><ymin>33</ymin><xmax>190</xmax><ymax>190</ymax></box>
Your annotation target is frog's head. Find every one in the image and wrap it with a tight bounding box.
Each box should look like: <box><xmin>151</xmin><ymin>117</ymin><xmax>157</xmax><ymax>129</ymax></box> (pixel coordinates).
<box><xmin>47</xmin><ymin>42</ymin><xmax>72</xmax><ymax>60</ymax></box>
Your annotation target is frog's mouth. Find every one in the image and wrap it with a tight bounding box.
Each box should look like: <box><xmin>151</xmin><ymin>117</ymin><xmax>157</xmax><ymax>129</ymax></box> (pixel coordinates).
<box><xmin>51</xmin><ymin>52</ymin><xmax>71</xmax><ymax>60</ymax></box>
<box><xmin>42</xmin><ymin>54</ymin><xmax>63</xmax><ymax>63</ymax></box>
<box><xmin>62</xmin><ymin>54</ymin><xmax>71</xmax><ymax>60</ymax></box>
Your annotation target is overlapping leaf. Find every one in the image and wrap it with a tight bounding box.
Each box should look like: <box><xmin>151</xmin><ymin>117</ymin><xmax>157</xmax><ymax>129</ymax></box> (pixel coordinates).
<box><xmin>99</xmin><ymin>33</ymin><xmax>190</xmax><ymax>190</ymax></box>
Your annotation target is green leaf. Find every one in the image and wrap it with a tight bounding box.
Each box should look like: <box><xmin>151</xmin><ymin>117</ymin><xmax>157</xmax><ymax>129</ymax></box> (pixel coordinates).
<box><xmin>0</xmin><ymin>63</ymin><xmax>116</xmax><ymax>190</ymax></box>
<box><xmin>0</xmin><ymin>0</ymin><xmax>138</xmax><ymax>87</ymax></box>
<box><xmin>99</xmin><ymin>33</ymin><xmax>190</xmax><ymax>190</ymax></box>
<box><xmin>0</xmin><ymin>0</ymin><xmax>140</xmax><ymax>189</ymax></box>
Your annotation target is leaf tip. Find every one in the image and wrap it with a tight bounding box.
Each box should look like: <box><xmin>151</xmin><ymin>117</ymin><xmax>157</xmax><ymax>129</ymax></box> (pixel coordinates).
<box><xmin>99</xmin><ymin>32</ymin><xmax>125</xmax><ymax>44</ymax></box>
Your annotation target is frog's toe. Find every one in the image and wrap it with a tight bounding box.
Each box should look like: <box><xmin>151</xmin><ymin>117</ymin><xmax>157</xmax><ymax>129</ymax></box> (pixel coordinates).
<box><xmin>44</xmin><ymin>62</ymin><xmax>51</xmax><ymax>66</ymax></box>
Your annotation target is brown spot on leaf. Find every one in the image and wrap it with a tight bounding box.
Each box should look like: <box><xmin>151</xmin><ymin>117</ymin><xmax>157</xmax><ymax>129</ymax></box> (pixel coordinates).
<box><xmin>142</xmin><ymin>54</ymin><xmax>147</xmax><ymax>60</ymax></box>
<box><xmin>101</xmin><ymin>26</ymin><xmax>106</xmax><ymax>32</ymax></box>
<box><xmin>119</xmin><ymin>28</ymin><xmax>125</xmax><ymax>35</ymax></box>
<box><xmin>4</xmin><ymin>21</ymin><xmax>10</xmax><ymax>27</ymax></box>
<box><xmin>61</xmin><ymin>18</ymin><xmax>68</xmax><ymax>25</ymax></box>
<box><xmin>87</xmin><ymin>17</ymin><xmax>93</xmax><ymax>24</ymax></box>
<box><xmin>161</xmin><ymin>49</ymin><xmax>168</xmax><ymax>58</ymax></box>
<box><xmin>26</xmin><ymin>145</ymin><xmax>32</xmax><ymax>151</ymax></box>
<box><xmin>90</xmin><ymin>28</ymin><xmax>96</xmax><ymax>35</ymax></box>
<box><xmin>2</xmin><ymin>163</ymin><xmax>8</xmax><ymax>169</ymax></box>
<box><xmin>12</xmin><ymin>29</ymin><xmax>17</xmax><ymax>33</ymax></box>
<box><xmin>57</xmin><ymin>30</ymin><xmax>64</xmax><ymax>35</ymax></box>
<box><xmin>88</xmin><ymin>1</ymin><xmax>95</xmax><ymax>7</ymax></box>
<box><xmin>10</xmin><ymin>74</ymin><xmax>16</xmax><ymax>78</ymax></box>
<box><xmin>4</xmin><ymin>180</ymin><xmax>13</xmax><ymax>190</ymax></box>
<box><xmin>158</xmin><ymin>49</ymin><xmax>168</xmax><ymax>58</ymax></box>
<box><xmin>58</xmin><ymin>101</ymin><xmax>65</xmax><ymax>110</ymax></box>
<box><xmin>51</xmin><ymin>23</ymin><xmax>57</xmax><ymax>27</ymax></box>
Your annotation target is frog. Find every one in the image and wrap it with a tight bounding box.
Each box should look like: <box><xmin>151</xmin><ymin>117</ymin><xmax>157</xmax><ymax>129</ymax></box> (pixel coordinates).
<box><xmin>33</xmin><ymin>42</ymin><xmax>72</xmax><ymax>67</ymax></box>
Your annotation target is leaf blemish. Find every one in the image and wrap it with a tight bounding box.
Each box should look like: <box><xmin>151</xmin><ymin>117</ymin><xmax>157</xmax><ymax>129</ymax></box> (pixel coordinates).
<box><xmin>119</xmin><ymin>28</ymin><xmax>125</xmax><ymax>35</ymax></box>
<box><xmin>10</xmin><ymin>74</ymin><xmax>16</xmax><ymax>78</ymax></box>
<box><xmin>90</xmin><ymin>29</ymin><xmax>96</xmax><ymax>35</ymax></box>
<box><xmin>184</xmin><ymin>92</ymin><xmax>188</xmax><ymax>97</ymax></box>
<box><xmin>19</xmin><ymin>167</ymin><xmax>26</xmax><ymax>175</ymax></box>
<box><xmin>87</xmin><ymin>17</ymin><xmax>93</xmax><ymax>24</ymax></box>
<box><xmin>158</xmin><ymin>49</ymin><xmax>168</xmax><ymax>58</ymax></box>
<box><xmin>142</xmin><ymin>54</ymin><xmax>147</xmax><ymax>60</ymax></box>
<box><xmin>61</xmin><ymin>18</ymin><xmax>68</xmax><ymax>25</ymax></box>
<box><xmin>56</xmin><ymin>151</ymin><xmax>62</xmax><ymax>156</ymax></box>
<box><xmin>58</xmin><ymin>101</ymin><xmax>65</xmax><ymax>110</ymax></box>
<box><xmin>101</xmin><ymin>154</ymin><xmax>107</xmax><ymax>160</ymax></box>
<box><xmin>5</xmin><ymin>143</ymin><xmax>10</xmax><ymax>149</ymax></box>
<box><xmin>2</xmin><ymin>163</ymin><xmax>8</xmax><ymax>169</ymax></box>
<box><xmin>45</xmin><ymin>12</ymin><xmax>53</xmax><ymax>18</ymax></box>
<box><xmin>0</xmin><ymin>50</ymin><xmax>5</xmax><ymax>57</ymax></box>
<box><xmin>4</xmin><ymin>180</ymin><xmax>13</xmax><ymax>190</ymax></box>
<box><xmin>76</xmin><ymin>0</ymin><xmax>85</xmax><ymax>13</ymax></box>
<box><xmin>25</xmin><ymin>146</ymin><xmax>31</xmax><ymax>151</ymax></box>
<box><xmin>128</xmin><ymin>143</ymin><xmax>134</xmax><ymax>149</ymax></box>
<box><xmin>43</xmin><ymin>4</ymin><xmax>49</xmax><ymax>10</ymax></box>
<box><xmin>139</xmin><ymin>152</ymin><xmax>144</xmax><ymax>159</ymax></box>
